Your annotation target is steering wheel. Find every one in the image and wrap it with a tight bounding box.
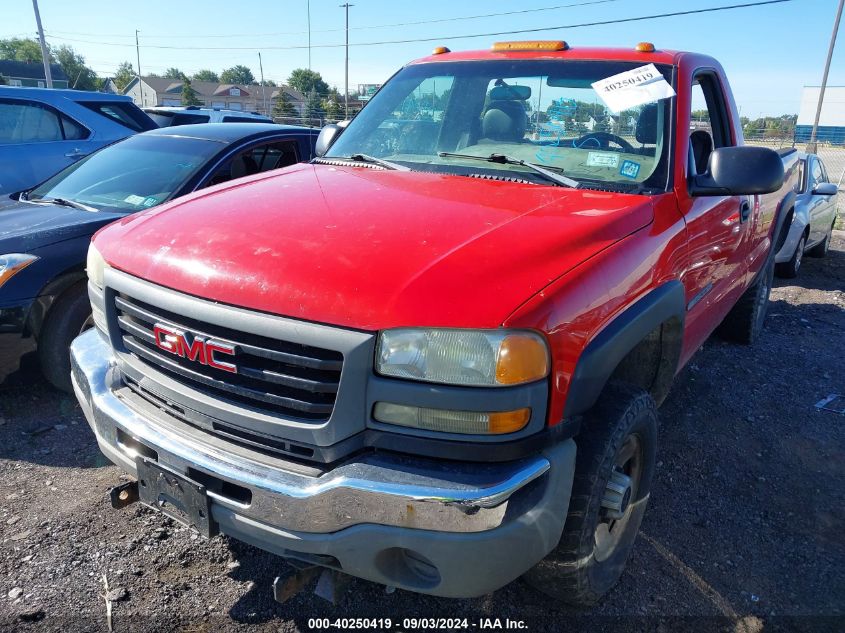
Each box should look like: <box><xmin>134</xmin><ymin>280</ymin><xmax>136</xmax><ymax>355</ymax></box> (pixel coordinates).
<box><xmin>572</xmin><ymin>132</ymin><xmax>635</xmax><ymax>153</ymax></box>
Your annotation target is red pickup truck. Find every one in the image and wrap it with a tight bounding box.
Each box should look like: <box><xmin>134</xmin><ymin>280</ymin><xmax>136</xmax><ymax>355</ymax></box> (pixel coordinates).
<box><xmin>72</xmin><ymin>42</ymin><xmax>798</xmax><ymax>604</ymax></box>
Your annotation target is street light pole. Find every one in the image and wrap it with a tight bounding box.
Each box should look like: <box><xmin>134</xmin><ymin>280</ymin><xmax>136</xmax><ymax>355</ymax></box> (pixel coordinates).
<box><xmin>31</xmin><ymin>0</ymin><xmax>52</xmax><ymax>88</ymax></box>
<box><xmin>307</xmin><ymin>0</ymin><xmax>312</xmax><ymax>71</ymax></box>
<box><xmin>258</xmin><ymin>52</ymin><xmax>268</xmax><ymax>116</ymax></box>
<box><xmin>340</xmin><ymin>3</ymin><xmax>353</xmax><ymax>119</ymax></box>
<box><xmin>136</xmin><ymin>29</ymin><xmax>144</xmax><ymax>106</ymax></box>
<box><xmin>807</xmin><ymin>0</ymin><xmax>844</xmax><ymax>153</ymax></box>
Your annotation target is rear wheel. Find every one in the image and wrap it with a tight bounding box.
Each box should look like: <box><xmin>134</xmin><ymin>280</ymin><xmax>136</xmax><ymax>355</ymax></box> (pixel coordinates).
<box><xmin>806</xmin><ymin>222</ymin><xmax>834</xmax><ymax>258</ymax></box>
<box><xmin>39</xmin><ymin>283</ymin><xmax>93</xmax><ymax>392</ymax></box>
<box><xmin>775</xmin><ymin>234</ymin><xmax>805</xmax><ymax>279</ymax></box>
<box><xmin>717</xmin><ymin>252</ymin><xmax>774</xmax><ymax>345</ymax></box>
<box><xmin>525</xmin><ymin>383</ymin><xmax>657</xmax><ymax>606</ymax></box>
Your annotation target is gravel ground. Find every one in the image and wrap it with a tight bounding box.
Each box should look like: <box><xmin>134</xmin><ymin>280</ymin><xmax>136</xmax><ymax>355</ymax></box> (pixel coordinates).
<box><xmin>1</xmin><ymin>234</ymin><xmax>844</xmax><ymax>633</ymax></box>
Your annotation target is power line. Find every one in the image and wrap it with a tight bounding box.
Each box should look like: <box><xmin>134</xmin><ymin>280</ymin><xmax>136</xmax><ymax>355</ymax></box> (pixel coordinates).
<box><xmin>41</xmin><ymin>0</ymin><xmax>626</xmax><ymax>40</ymax></box>
<box><xmin>43</xmin><ymin>0</ymin><xmax>796</xmax><ymax>51</ymax></box>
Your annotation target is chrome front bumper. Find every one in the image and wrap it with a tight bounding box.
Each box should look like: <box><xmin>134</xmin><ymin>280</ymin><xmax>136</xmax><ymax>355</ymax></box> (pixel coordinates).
<box><xmin>71</xmin><ymin>329</ymin><xmax>576</xmax><ymax>596</ymax></box>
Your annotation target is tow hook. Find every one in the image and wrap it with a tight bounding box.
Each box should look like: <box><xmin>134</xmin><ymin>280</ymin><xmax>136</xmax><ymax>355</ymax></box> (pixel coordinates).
<box><xmin>109</xmin><ymin>480</ymin><xmax>139</xmax><ymax>509</ymax></box>
<box><xmin>273</xmin><ymin>564</ymin><xmax>352</xmax><ymax>605</ymax></box>
<box><xmin>601</xmin><ymin>470</ymin><xmax>632</xmax><ymax>520</ymax></box>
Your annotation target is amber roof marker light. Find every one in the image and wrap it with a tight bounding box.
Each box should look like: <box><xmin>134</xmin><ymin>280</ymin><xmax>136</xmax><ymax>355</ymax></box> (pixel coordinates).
<box><xmin>492</xmin><ymin>40</ymin><xmax>568</xmax><ymax>52</ymax></box>
<box><xmin>432</xmin><ymin>46</ymin><xmax>451</xmax><ymax>55</ymax></box>
<box><xmin>635</xmin><ymin>42</ymin><xmax>656</xmax><ymax>52</ymax></box>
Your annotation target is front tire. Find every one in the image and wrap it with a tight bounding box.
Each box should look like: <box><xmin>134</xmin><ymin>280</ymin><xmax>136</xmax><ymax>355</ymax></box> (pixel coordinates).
<box><xmin>775</xmin><ymin>234</ymin><xmax>805</xmax><ymax>279</ymax></box>
<box><xmin>38</xmin><ymin>283</ymin><xmax>94</xmax><ymax>392</ymax></box>
<box><xmin>525</xmin><ymin>383</ymin><xmax>657</xmax><ymax>607</ymax></box>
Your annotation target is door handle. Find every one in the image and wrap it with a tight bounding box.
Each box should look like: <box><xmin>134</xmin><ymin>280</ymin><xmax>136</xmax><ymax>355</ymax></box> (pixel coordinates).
<box><xmin>739</xmin><ymin>200</ymin><xmax>751</xmax><ymax>223</ymax></box>
<box><xmin>65</xmin><ymin>149</ymin><xmax>85</xmax><ymax>159</ymax></box>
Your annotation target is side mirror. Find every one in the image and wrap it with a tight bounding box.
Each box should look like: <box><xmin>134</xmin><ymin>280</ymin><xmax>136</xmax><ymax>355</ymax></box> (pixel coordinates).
<box><xmin>690</xmin><ymin>146</ymin><xmax>784</xmax><ymax>196</ymax></box>
<box><xmin>812</xmin><ymin>182</ymin><xmax>838</xmax><ymax>196</ymax></box>
<box><xmin>315</xmin><ymin>124</ymin><xmax>343</xmax><ymax>157</ymax></box>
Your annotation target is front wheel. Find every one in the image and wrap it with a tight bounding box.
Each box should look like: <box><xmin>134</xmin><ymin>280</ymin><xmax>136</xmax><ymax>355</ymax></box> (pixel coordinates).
<box><xmin>524</xmin><ymin>383</ymin><xmax>657</xmax><ymax>606</ymax></box>
<box><xmin>38</xmin><ymin>283</ymin><xmax>94</xmax><ymax>392</ymax></box>
<box><xmin>775</xmin><ymin>234</ymin><xmax>805</xmax><ymax>279</ymax></box>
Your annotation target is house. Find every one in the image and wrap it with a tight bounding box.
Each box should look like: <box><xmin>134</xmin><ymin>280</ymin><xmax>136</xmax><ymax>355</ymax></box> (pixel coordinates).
<box><xmin>122</xmin><ymin>76</ymin><xmax>305</xmax><ymax>117</ymax></box>
<box><xmin>0</xmin><ymin>60</ymin><xmax>69</xmax><ymax>89</ymax></box>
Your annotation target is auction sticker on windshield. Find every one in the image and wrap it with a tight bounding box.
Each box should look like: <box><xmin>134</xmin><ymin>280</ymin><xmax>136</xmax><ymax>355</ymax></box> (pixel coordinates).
<box><xmin>586</xmin><ymin>152</ymin><xmax>619</xmax><ymax>168</ymax></box>
<box><xmin>592</xmin><ymin>64</ymin><xmax>675</xmax><ymax>113</ymax></box>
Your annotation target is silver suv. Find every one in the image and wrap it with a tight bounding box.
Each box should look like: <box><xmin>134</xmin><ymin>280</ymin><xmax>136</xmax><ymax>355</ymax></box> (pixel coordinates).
<box><xmin>144</xmin><ymin>106</ymin><xmax>272</xmax><ymax>127</ymax></box>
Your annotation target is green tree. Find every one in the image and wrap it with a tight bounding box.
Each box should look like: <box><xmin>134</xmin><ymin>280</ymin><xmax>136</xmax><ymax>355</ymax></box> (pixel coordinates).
<box><xmin>0</xmin><ymin>38</ymin><xmax>45</xmax><ymax>63</ymax></box>
<box><xmin>181</xmin><ymin>78</ymin><xmax>202</xmax><ymax>106</ymax></box>
<box><xmin>53</xmin><ymin>45</ymin><xmax>98</xmax><ymax>90</ymax></box>
<box><xmin>113</xmin><ymin>61</ymin><xmax>135</xmax><ymax>92</ymax></box>
<box><xmin>220</xmin><ymin>65</ymin><xmax>255</xmax><ymax>85</ymax></box>
<box><xmin>321</xmin><ymin>94</ymin><xmax>341</xmax><ymax>121</ymax></box>
<box><xmin>164</xmin><ymin>67</ymin><xmax>186</xmax><ymax>80</ymax></box>
<box><xmin>287</xmin><ymin>68</ymin><xmax>329</xmax><ymax>96</ymax></box>
<box><xmin>192</xmin><ymin>69</ymin><xmax>219</xmax><ymax>82</ymax></box>
<box><xmin>303</xmin><ymin>89</ymin><xmax>325</xmax><ymax>121</ymax></box>
<box><xmin>272</xmin><ymin>89</ymin><xmax>298</xmax><ymax>118</ymax></box>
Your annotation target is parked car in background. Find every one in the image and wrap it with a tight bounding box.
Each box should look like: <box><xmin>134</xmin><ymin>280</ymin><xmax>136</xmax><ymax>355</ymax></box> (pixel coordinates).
<box><xmin>775</xmin><ymin>152</ymin><xmax>839</xmax><ymax>278</ymax></box>
<box><xmin>144</xmin><ymin>106</ymin><xmax>273</xmax><ymax>127</ymax></box>
<box><xmin>0</xmin><ymin>123</ymin><xmax>317</xmax><ymax>391</ymax></box>
<box><xmin>0</xmin><ymin>87</ymin><xmax>157</xmax><ymax>195</ymax></box>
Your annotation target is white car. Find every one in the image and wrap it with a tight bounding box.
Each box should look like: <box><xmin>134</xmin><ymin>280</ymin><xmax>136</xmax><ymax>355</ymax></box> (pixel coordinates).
<box><xmin>143</xmin><ymin>106</ymin><xmax>272</xmax><ymax>127</ymax></box>
<box><xmin>775</xmin><ymin>152</ymin><xmax>839</xmax><ymax>278</ymax></box>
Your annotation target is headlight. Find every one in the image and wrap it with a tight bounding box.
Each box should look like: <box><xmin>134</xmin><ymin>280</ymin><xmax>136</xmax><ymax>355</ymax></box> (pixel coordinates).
<box><xmin>0</xmin><ymin>254</ymin><xmax>39</xmax><ymax>289</ymax></box>
<box><xmin>86</xmin><ymin>243</ymin><xmax>107</xmax><ymax>289</ymax></box>
<box><xmin>376</xmin><ymin>328</ymin><xmax>549</xmax><ymax>387</ymax></box>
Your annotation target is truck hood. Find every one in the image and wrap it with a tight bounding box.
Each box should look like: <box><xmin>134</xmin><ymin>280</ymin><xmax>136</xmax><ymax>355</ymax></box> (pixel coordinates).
<box><xmin>95</xmin><ymin>164</ymin><xmax>653</xmax><ymax>330</ymax></box>
<box><xmin>0</xmin><ymin>198</ymin><xmax>124</xmax><ymax>253</ymax></box>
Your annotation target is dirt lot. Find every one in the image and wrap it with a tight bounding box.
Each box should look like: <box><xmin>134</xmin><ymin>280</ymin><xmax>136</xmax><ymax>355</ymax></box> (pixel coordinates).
<box><xmin>1</xmin><ymin>235</ymin><xmax>844</xmax><ymax>633</ymax></box>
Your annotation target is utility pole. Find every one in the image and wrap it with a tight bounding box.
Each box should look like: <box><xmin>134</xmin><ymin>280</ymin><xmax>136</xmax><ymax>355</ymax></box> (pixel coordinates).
<box><xmin>807</xmin><ymin>0</ymin><xmax>844</xmax><ymax>153</ymax></box>
<box><xmin>340</xmin><ymin>3</ymin><xmax>353</xmax><ymax>119</ymax></box>
<box><xmin>258</xmin><ymin>52</ymin><xmax>268</xmax><ymax>115</ymax></box>
<box><xmin>31</xmin><ymin>0</ymin><xmax>52</xmax><ymax>88</ymax></box>
<box><xmin>136</xmin><ymin>30</ymin><xmax>144</xmax><ymax>106</ymax></box>
<box><xmin>307</xmin><ymin>0</ymin><xmax>312</xmax><ymax>71</ymax></box>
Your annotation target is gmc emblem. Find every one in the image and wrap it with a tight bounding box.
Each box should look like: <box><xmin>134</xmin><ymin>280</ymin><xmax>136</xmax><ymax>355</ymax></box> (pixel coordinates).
<box><xmin>152</xmin><ymin>323</ymin><xmax>237</xmax><ymax>373</ymax></box>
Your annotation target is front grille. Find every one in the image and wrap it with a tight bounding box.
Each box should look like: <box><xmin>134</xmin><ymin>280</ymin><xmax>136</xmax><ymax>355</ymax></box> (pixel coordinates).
<box><xmin>113</xmin><ymin>293</ymin><xmax>343</xmax><ymax>421</ymax></box>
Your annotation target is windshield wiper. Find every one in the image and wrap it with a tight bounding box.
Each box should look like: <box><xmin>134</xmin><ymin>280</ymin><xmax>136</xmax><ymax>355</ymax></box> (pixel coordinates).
<box><xmin>329</xmin><ymin>153</ymin><xmax>409</xmax><ymax>171</ymax></box>
<box><xmin>27</xmin><ymin>196</ymin><xmax>99</xmax><ymax>212</ymax></box>
<box><xmin>437</xmin><ymin>152</ymin><xmax>579</xmax><ymax>189</ymax></box>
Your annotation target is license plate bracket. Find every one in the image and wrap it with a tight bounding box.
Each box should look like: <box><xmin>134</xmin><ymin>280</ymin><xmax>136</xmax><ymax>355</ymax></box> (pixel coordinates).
<box><xmin>136</xmin><ymin>458</ymin><xmax>218</xmax><ymax>537</ymax></box>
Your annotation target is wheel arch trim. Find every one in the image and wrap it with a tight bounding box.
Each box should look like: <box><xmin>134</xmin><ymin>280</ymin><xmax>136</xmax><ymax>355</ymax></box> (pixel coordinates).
<box><xmin>563</xmin><ymin>280</ymin><xmax>686</xmax><ymax>418</ymax></box>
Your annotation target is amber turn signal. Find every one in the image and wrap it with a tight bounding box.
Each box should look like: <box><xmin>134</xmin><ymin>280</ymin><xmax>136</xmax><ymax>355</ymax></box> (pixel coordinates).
<box><xmin>635</xmin><ymin>42</ymin><xmax>656</xmax><ymax>52</ymax></box>
<box><xmin>431</xmin><ymin>46</ymin><xmax>451</xmax><ymax>55</ymax></box>
<box><xmin>496</xmin><ymin>333</ymin><xmax>550</xmax><ymax>385</ymax></box>
<box><xmin>373</xmin><ymin>402</ymin><xmax>531</xmax><ymax>435</ymax></box>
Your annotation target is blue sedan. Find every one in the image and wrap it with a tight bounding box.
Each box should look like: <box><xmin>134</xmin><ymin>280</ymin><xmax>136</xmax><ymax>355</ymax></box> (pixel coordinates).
<box><xmin>0</xmin><ymin>123</ymin><xmax>318</xmax><ymax>390</ymax></box>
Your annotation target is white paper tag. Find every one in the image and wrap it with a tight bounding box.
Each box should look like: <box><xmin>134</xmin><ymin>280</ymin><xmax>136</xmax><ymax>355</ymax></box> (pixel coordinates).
<box><xmin>591</xmin><ymin>64</ymin><xmax>676</xmax><ymax>113</ymax></box>
<box><xmin>124</xmin><ymin>194</ymin><xmax>145</xmax><ymax>205</ymax></box>
<box><xmin>586</xmin><ymin>152</ymin><xmax>619</xmax><ymax>168</ymax></box>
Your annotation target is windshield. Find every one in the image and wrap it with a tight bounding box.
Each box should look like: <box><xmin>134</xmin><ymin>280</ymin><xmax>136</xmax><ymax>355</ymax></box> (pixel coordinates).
<box><xmin>326</xmin><ymin>60</ymin><xmax>675</xmax><ymax>191</ymax></box>
<box><xmin>28</xmin><ymin>134</ymin><xmax>224</xmax><ymax>212</ymax></box>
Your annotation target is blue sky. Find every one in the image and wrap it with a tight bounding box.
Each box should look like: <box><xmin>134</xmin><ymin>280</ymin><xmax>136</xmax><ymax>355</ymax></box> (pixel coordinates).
<box><xmin>3</xmin><ymin>0</ymin><xmax>843</xmax><ymax>117</ymax></box>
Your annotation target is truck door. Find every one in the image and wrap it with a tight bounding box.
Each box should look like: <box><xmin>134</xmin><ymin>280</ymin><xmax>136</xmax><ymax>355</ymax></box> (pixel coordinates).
<box><xmin>678</xmin><ymin>73</ymin><xmax>752</xmax><ymax>353</ymax></box>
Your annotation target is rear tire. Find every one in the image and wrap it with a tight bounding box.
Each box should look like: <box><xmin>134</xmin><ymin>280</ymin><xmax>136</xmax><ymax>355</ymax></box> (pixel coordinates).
<box><xmin>717</xmin><ymin>251</ymin><xmax>774</xmax><ymax>345</ymax></box>
<box><xmin>806</xmin><ymin>222</ymin><xmax>834</xmax><ymax>258</ymax></box>
<box><xmin>38</xmin><ymin>283</ymin><xmax>93</xmax><ymax>392</ymax></box>
<box><xmin>775</xmin><ymin>234</ymin><xmax>805</xmax><ymax>279</ymax></box>
<box><xmin>525</xmin><ymin>383</ymin><xmax>657</xmax><ymax>607</ymax></box>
